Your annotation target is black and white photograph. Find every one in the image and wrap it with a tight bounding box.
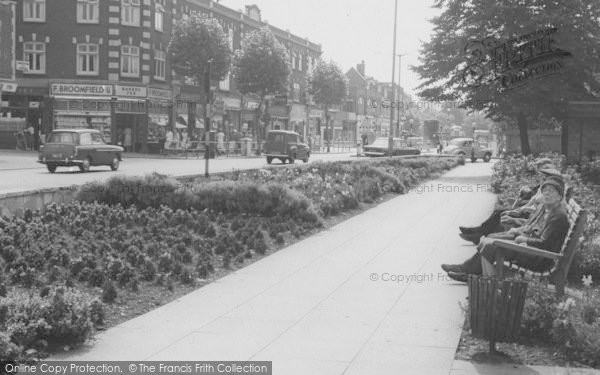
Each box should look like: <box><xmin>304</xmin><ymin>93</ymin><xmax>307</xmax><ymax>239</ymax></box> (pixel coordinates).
<box><xmin>1</xmin><ymin>0</ymin><xmax>600</xmax><ymax>374</ymax></box>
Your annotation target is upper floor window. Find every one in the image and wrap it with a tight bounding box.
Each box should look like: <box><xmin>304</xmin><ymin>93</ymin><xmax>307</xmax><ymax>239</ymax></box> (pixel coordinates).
<box><xmin>77</xmin><ymin>43</ymin><xmax>99</xmax><ymax>76</ymax></box>
<box><xmin>23</xmin><ymin>0</ymin><xmax>45</xmax><ymax>22</ymax></box>
<box><xmin>299</xmin><ymin>54</ymin><xmax>303</xmax><ymax>72</ymax></box>
<box><xmin>219</xmin><ymin>75</ymin><xmax>230</xmax><ymax>91</ymax></box>
<box><xmin>121</xmin><ymin>0</ymin><xmax>140</xmax><ymax>26</ymax></box>
<box><xmin>121</xmin><ymin>45</ymin><xmax>140</xmax><ymax>77</ymax></box>
<box><xmin>24</xmin><ymin>42</ymin><xmax>45</xmax><ymax>74</ymax></box>
<box><xmin>155</xmin><ymin>4</ymin><xmax>164</xmax><ymax>31</ymax></box>
<box><xmin>77</xmin><ymin>0</ymin><xmax>99</xmax><ymax>23</ymax></box>
<box><xmin>154</xmin><ymin>49</ymin><xmax>166</xmax><ymax>80</ymax></box>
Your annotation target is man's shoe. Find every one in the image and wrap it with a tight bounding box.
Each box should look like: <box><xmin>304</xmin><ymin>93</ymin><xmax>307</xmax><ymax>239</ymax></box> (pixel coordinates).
<box><xmin>459</xmin><ymin>226</ymin><xmax>481</xmax><ymax>234</ymax></box>
<box><xmin>441</xmin><ymin>263</ymin><xmax>466</xmax><ymax>273</ymax></box>
<box><xmin>447</xmin><ymin>271</ymin><xmax>469</xmax><ymax>283</ymax></box>
<box><xmin>459</xmin><ymin>232</ymin><xmax>481</xmax><ymax>245</ymax></box>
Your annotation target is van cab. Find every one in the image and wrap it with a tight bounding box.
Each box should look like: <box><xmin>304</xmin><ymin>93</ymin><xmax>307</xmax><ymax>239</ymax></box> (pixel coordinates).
<box><xmin>264</xmin><ymin>130</ymin><xmax>310</xmax><ymax>164</ymax></box>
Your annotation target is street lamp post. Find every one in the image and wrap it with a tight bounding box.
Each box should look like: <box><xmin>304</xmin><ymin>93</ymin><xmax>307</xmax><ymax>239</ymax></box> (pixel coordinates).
<box><xmin>388</xmin><ymin>0</ymin><xmax>398</xmax><ymax>157</ymax></box>
<box><xmin>204</xmin><ymin>59</ymin><xmax>213</xmax><ymax>177</ymax></box>
<box><xmin>396</xmin><ymin>53</ymin><xmax>405</xmax><ymax>139</ymax></box>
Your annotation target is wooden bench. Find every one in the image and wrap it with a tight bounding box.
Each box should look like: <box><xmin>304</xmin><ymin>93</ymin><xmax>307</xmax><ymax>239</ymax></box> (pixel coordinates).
<box><xmin>491</xmin><ymin>198</ymin><xmax>587</xmax><ymax>296</ymax></box>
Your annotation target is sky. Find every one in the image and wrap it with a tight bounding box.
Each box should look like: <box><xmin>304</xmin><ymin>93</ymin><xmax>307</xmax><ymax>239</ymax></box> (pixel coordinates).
<box><xmin>220</xmin><ymin>0</ymin><xmax>441</xmax><ymax>97</ymax></box>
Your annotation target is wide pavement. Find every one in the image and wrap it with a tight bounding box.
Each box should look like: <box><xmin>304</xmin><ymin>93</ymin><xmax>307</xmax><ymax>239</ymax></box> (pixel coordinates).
<box><xmin>53</xmin><ymin>161</ymin><xmax>500</xmax><ymax>374</ymax></box>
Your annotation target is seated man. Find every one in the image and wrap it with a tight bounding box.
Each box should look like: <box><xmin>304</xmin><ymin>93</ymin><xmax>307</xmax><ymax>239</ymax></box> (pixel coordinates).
<box><xmin>442</xmin><ymin>177</ymin><xmax>569</xmax><ymax>281</ymax></box>
<box><xmin>459</xmin><ymin>160</ymin><xmax>563</xmax><ymax>245</ymax></box>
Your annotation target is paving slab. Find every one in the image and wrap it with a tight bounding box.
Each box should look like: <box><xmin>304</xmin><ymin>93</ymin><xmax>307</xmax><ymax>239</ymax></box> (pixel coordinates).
<box><xmin>55</xmin><ymin>162</ymin><xmax>501</xmax><ymax>373</ymax></box>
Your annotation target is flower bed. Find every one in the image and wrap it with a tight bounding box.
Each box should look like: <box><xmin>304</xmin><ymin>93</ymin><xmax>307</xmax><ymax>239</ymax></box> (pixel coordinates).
<box><xmin>0</xmin><ymin>156</ymin><xmax>460</xmax><ymax>360</ymax></box>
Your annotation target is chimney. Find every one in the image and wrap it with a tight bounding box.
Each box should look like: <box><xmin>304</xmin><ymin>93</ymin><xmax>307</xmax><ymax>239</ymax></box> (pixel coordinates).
<box><xmin>357</xmin><ymin>60</ymin><xmax>365</xmax><ymax>76</ymax></box>
<box><xmin>245</xmin><ymin>4</ymin><xmax>261</xmax><ymax>22</ymax></box>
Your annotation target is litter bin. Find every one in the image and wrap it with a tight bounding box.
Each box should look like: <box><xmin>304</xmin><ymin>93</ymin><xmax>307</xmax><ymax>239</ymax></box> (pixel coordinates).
<box><xmin>468</xmin><ymin>275</ymin><xmax>528</xmax><ymax>353</ymax></box>
<box><xmin>240</xmin><ymin>137</ymin><xmax>252</xmax><ymax>156</ymax></box>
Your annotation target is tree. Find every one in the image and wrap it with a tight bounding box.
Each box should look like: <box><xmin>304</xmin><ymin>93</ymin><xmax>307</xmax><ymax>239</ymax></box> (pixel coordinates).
<box><xmin>168</xmin><ymin>15</ymin><xmax>231</xmax><ymax>137</ymax></box>
<box><xmin>310</xmin><ymin>60</ymin><xmax>347</xmax><ymax>152</ymax></box>
<box><xmin>412</xmin><ymin>0</ymin><xmax>600</xmax><ymax>155</ymax></box>
<box><xmin>233</xmin><ymin>27</ymin><xmax>290</xmax><ymax>150</ymax></box>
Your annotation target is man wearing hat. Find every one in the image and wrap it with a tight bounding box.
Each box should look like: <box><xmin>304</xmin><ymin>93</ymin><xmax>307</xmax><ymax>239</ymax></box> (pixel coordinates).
<box><xmin>442</xmin><ymin>175</ymin><xmax>570</xmax><ymax>280</ymax></box>
<box><xmin>458</xmin><ymin>160</ymin><xmax>563</xmax><ymax>244</ymax></box>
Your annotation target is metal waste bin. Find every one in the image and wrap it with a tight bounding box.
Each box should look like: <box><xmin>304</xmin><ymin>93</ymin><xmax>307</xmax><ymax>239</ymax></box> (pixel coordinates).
<box><xmin>240</xmin><ymin>137</ymin><xmax>252</xmax><ymax>156</ymax></box>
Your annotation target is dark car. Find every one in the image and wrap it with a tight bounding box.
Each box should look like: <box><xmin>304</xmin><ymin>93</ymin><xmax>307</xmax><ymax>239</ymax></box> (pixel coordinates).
<box><xmin>38</xmin><ymin>129</ymin><xmax>124</xmax><ymax>173</ymax></box>
<box><xmin>363</xmin><ymin>137</ymin><xmax>421</xmax><ymax>157</ymax></box>
<box><xmin>264</xmin><ymin>130</ymin><xmax>310</xmax><ymax>164</ymax></box>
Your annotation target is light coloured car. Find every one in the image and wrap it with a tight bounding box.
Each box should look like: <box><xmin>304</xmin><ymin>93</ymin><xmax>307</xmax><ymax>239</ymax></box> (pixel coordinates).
<box><xmin>442</xmin><ymin>137</ymin><xmax>493</xmax><ymax>162</ymax></box>
<box><xmin>38</xmin><ymin>129</ymin><xmax>123</xmax><ymax>173</ymax></box>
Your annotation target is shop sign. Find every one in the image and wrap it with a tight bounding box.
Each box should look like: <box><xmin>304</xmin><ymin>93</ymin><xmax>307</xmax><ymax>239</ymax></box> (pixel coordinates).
<box><xmin>245</xmin><ymin>100</ymin><xmax>259</xmax><ymax>110</ymax></box>
<box><xmin>115</xmin><ymin>85</ymin><xmax>147</xmax><ymax>98</ymax></box>
<box><xmin>51</xmin><ymin>83</ymin><xmax>113</xmax><ymax>96</ymax></box>
<box><xmin>309</xmin><ymin>109</ymin><xmax>323</xmax><ymax>118</ymax></box>
<box><xmin>268</xmin><ymin>105</ymin><xmax>288</xmax><ymax>118</ymax></box>
<box><xmin>148</xmin><ymin>87</ymin><xmax>172</xmax><ymax>101</ymax></box>
<box><xmin>0</xmin><ymin>81</ymin><xmax>17</xmax><ymax>92</ymax></box>
<box><xmin>290</xmin><ymin>104</ymin><xmax>306</xmax><ymax>121</ymax></box>
<box><xmin>223</xmin><ymin>97</ymin><xmax>241</xmax><ymax>110</ymax></box>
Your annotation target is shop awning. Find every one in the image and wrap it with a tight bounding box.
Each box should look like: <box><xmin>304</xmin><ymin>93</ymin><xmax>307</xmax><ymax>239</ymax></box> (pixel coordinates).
<box><xmin>177</xmin><ymin>114</ymin><xmax>203</xmax><ymax>128</ymax></box>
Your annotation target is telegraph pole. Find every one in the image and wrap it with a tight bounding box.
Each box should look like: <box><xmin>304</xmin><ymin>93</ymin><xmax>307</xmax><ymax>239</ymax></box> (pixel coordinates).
<box><xmin>388</xmin><ymin>0</ymin><xmax>398</xmax><ymax>157</ymax></box>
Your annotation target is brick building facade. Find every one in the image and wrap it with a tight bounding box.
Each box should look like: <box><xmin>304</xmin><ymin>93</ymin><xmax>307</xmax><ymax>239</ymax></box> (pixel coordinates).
<box><xmin>1</xmin><ymin>0</ymin><xmax>321</xmax><ymax>151</ymax></box>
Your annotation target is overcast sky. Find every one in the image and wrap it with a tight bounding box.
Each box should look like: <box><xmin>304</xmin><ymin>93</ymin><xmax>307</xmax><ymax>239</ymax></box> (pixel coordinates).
<box><xmin>221</xmin><ymin>0</ymin><xmax>441</xmax><ymax>97</ymax></box>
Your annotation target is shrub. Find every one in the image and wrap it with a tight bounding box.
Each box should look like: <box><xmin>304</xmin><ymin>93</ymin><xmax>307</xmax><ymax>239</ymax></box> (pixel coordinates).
<box><xmin>580</xmin><ymin>159</ymin><xmax>600</xmax><ymax>185</ymax></box>
<box><xmin>76</xmin><ymin>173</ymin><xmax>180</xmax><ymax>209</ymax></box>
<box><xmin>0</xmin><ymin>287</ymin><xmax>97</xmax><ymax>352</ymax></box>
<box><xmin>0</xmin><ymin>332</ymin><xmax>21</xmax><ymax>361</ymax></box>
<box><xmin>101</xmin><ymin>281</ymin><xmax>117</xmax><ymax>304</ymax></box>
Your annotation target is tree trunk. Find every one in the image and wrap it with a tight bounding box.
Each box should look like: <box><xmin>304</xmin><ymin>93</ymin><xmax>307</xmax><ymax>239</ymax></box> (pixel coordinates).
<box><xmin>517</xmin><ymin>112</ymin><xmax>531</xmax><ymax>155</ymax></box>
<box><xmin>561</xmin><ymin>121</ymin><xmax>569</xmax><ymax>158</ymax></box>
<box><xmin>325</xmin><ymin>105</ymin><xmax>330</xmax><ymax>153</ymax></box>
<box><xmin>255</xmin><ymin>96</ymin><xmax>267</xmax><ymax>155</ymax></box>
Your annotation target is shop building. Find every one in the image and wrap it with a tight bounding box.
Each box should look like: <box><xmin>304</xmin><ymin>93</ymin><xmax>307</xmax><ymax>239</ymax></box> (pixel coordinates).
<box><xmin>4</xmin><ymin>0</ymin><xmax>321</xmax><ymax>150</ymax></box>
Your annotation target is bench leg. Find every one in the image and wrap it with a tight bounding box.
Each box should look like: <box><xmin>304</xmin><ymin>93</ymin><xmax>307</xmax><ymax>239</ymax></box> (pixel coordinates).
<box><xmin>495</xmin><ymin>253</ymin><xmax>505</xmax><ymax>279</ymax></box>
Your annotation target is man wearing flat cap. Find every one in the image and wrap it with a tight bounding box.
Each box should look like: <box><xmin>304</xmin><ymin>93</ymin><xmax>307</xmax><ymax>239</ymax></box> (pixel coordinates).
<box><xmin>442</xmin><ymin>175</ymin><xmax>570</xmax><ymax>280</ymax></box>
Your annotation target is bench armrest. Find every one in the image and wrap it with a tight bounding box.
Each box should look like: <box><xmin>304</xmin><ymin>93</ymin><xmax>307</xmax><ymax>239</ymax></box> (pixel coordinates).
<box><xmin>491</xmin><ymin>239</ymin><xmax>562</xmax><ymax>260</ymax></box>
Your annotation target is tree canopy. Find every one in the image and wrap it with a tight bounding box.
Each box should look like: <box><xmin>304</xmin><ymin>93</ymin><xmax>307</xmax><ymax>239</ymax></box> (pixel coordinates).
<box><xmin>310</xmin><ymin>59</ymin><xmax>347</xmax><ymax>107</ymax></box>
<box><xmin>168</xmin><ymin>15</ymin><xmax>232</xmax><ymax>83</ymax></box>
<box><xmin>233</xmin><ymin>27</ymin><xmax>290</xmax><ymax>98</ymax></box>
<box><xmin>413</xmin><ymin>0</ymin><xmax>600</xmax><ymax>154</ymax></box>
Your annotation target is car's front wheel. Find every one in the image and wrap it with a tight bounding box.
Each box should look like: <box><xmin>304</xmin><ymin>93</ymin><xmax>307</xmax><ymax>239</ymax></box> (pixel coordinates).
<box><xmin>303</xmin><ymin>152</ymin><xmax>310</xmax><ymax>163</ymax></box>
<box><xmin>110</xmin><ymin>155</ymin><xmax>120</xmax><ymax>171</ymax></box>
<box><xmin>47</xmin><ymin>164</ymin><xmax>57</xmax><ymax>173</ymax></box>
<box><xmin>471</xmin><ymin>158</ymin><xmax>477</xmax><ymax>163</ymax></box>
<box><xmin>79</xmin><ymin>157</ymin><xmax>91</xmax><ymax>172</ymax></box>
<box><xmin>483</xmin><ymin>153</ymin><xmax>492</xmax><ymax>162</ymax></box>
<box><xmin>266</xmin><ymin>156</ymin><xmax>273</xmax><ymax>164</ymax></box>
<box><xmin>289</xmin><ymin>154</ymin><xmax>295</xmax><ymax>164</ymax></box>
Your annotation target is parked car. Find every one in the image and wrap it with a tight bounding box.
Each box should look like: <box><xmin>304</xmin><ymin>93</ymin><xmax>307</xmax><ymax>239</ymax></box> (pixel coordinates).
<box><xmin>264</xmin><ymin>130</ymin><xmax>310</xmax><ymax>164</ymax></box>
<box><xmin>38</xmin><ymin>129</ymin><xmax>124</xmax><ymax>173</ymax></box>
<box><xmin>441</xmin><ymin>137</ymin><xmax>493</xmax><ymax>162</ymax></box>
<box><xmin>363</xmin><ymin>137</ymin><xmax>421</xmax><ymax>157</ymax></box>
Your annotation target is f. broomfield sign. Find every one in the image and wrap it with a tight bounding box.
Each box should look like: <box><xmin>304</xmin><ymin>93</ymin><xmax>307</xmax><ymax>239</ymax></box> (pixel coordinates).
<box><xmin>462</xmin><ymin>27</ymin><xmax>572</xmax><ymax>90</ymax></box>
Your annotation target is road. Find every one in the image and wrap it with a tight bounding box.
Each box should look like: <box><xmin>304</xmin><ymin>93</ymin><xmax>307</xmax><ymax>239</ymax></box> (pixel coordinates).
<box><xmin>0</xmin><ymin>151</ymin><xmax>356</xmax><ymax>194</ymax></box>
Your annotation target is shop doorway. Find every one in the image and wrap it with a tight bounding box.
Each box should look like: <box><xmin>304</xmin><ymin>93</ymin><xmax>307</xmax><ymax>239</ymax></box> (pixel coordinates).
<box><xmin>116</xmin><ymin>113</ymin><xmax>146</xmax><ymax>152</ymax></box>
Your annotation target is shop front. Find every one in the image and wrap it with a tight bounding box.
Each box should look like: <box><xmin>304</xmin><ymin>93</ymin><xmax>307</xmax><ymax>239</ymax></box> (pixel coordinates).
<box><xmin>268</xmin><ymin>105</ymin><xmax>289</xmax><ymax>131</ymax></box>
<box><xmin>242</xmin><ymin>97</ymin><xmax>259</xmax><ymax>139</ymax></box>
<box><xmin>50</xmin><ymin>81</ymin><xmax>113</xmax><ymax>143</ymax></box>
<box><xmin>113</xmin><ymin>84</ymin><xmax>148</xmax><ymax>152</ymax></box>
<box><xmin>147</xmin><ymin>87</ymin><xmax>173</xmax><ymax>153</ymax></box>
<box><xmin>289</xmin><ymin>104</ymin><xmax>307</xmax><ymax>139</ymax></box>
<box><xmin>222</xmin><ymin>96</ymin><xmax>241</xmax><ymax>139</ymax></box>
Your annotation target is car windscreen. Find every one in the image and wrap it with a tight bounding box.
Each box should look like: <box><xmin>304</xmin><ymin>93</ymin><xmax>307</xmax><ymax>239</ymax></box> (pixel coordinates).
<box><xmin>47</xmin><ymin>132</ymin><xmax>77</xmax><ymax>144</ymax></box>
<box><xmin>449</xmin><ymin>139</ymin><xmax>464</xmax><ymax>146</ymax></box>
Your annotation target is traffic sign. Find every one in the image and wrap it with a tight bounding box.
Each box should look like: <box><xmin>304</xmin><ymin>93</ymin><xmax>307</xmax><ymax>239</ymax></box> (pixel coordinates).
<box><xmin>0</xmin><ymin>81</ymin><xmax>18</xmax><ymax>92</ymax></box>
